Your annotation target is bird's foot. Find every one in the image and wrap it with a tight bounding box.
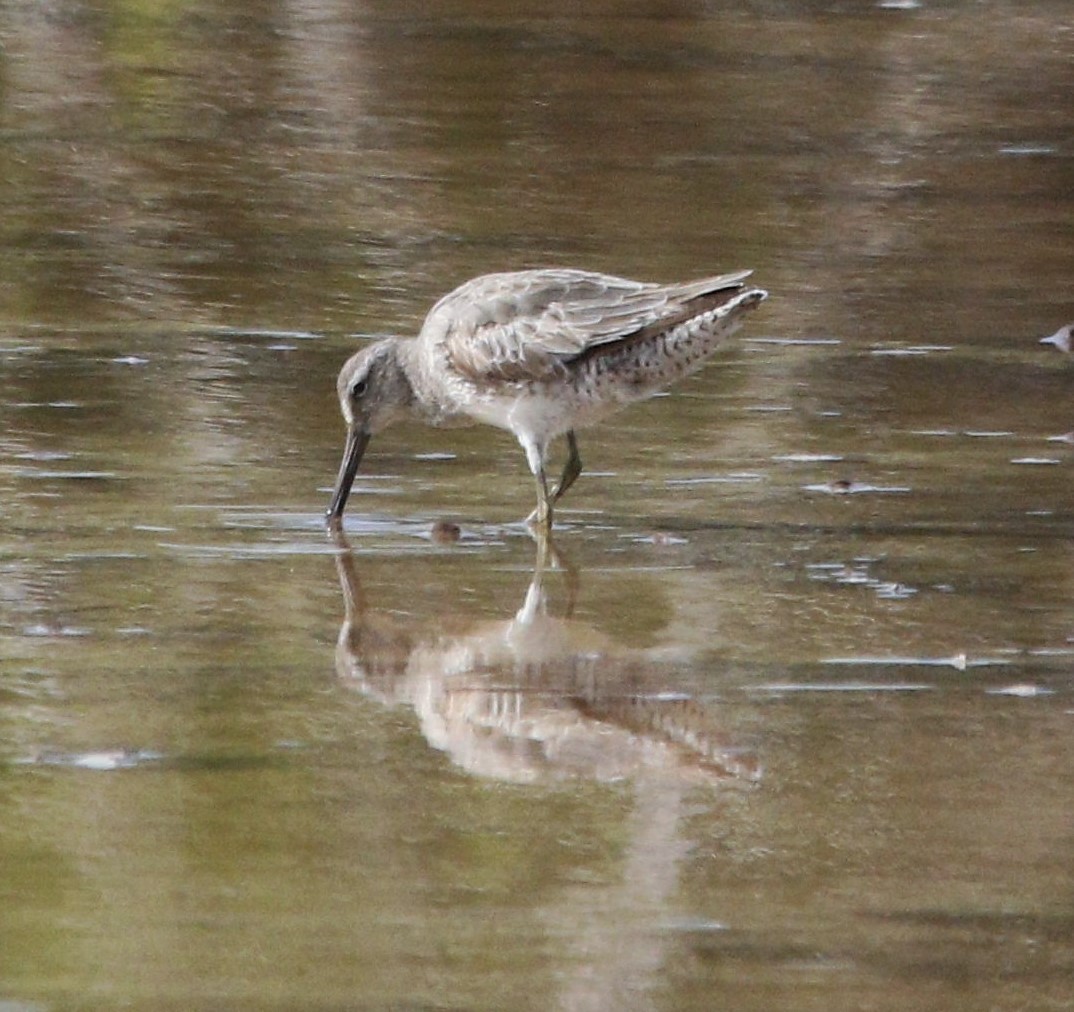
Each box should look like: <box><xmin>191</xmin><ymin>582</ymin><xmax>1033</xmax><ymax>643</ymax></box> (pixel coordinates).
<box><xmin>524</xmin><ymin>505</ymin><xmax>553</xmax><ymax>530</ymax></box>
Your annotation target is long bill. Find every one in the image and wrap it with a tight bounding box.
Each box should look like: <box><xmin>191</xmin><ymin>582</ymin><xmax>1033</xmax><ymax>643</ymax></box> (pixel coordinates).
<box><xmin>326</xmin><ymin>427</ymin><xmax>371</xmax><ymax>525</ymax></box>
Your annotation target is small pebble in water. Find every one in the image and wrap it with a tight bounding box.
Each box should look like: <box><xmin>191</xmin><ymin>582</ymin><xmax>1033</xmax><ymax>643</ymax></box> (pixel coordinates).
<box><xmin>430</xmin><ymin>520</ymin><xmax>462</xmax><ymax>544</ymax></box>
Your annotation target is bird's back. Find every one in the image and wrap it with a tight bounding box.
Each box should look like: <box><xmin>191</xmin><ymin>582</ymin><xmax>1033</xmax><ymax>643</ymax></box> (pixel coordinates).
<box><xmin>420</xmin><ymin>268</ymin><xmax>759</xmax><ymax>385</ymax></box>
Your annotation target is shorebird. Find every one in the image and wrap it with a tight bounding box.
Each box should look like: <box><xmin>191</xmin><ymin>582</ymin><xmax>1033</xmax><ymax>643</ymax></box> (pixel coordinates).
<box><xmin>327</xmin><ymin>268</ymin><xmax>768</xmax><ymax>530</ymax></box>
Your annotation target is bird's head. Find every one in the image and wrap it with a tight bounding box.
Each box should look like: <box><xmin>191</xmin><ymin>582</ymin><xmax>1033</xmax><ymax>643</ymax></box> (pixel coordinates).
<box><xmin>327</xmin><ymin>339</ymin><xmax>413</xmax><ymax>525</ymax></box>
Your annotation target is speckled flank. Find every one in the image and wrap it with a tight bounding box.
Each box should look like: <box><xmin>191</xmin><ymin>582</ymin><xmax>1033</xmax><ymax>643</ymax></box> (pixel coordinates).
<box><xmin>578</xmin><ymin>290</ymin><xmax>765</xmax><ymax>409</ymax></box>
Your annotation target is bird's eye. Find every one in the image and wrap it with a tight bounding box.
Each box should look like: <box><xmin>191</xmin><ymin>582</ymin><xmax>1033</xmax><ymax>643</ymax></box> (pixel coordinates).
<box><xmin>351</xmin><ymin>378</ymin><xmax>368</xmax><ymax>398</ymax></box>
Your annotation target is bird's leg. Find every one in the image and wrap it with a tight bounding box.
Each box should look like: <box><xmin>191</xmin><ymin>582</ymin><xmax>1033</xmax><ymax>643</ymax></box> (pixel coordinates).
<box><xmin>549</xmin><ymin>431</ymin><xmax>582</xmax><ymax>505</ymax></box>
<box><xmin>525</xmin><ymin>431</ymin><xmax>582</xmax><ymax>527</ymax></box>
<box><xmin>529</xmin><ymin>465</ymin><xmax>554</xmax><ymax>530</ymax></box>
<box><xmin>521</xmin><ymin>435</ymin><xmax>555</xmax><ymax>530</ymax></box>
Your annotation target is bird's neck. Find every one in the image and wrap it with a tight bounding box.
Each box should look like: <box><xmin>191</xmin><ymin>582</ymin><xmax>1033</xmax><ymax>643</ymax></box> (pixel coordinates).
<box><xmin>389</xmin><ymin>338</ymin><xmax>423</xmax><ymax>416</ymax></box>
<box><xmin>393</xmin><ymin>338</ymin><xmax>468</xmax><ymax>428</ymax></box>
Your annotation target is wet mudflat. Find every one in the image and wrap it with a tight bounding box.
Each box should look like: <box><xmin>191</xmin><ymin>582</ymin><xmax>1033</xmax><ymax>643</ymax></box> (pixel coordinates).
<box><xmin>1</xmin><ymin>2</ymin><xmax>1072</xmax><ymax>1010</ymax></box>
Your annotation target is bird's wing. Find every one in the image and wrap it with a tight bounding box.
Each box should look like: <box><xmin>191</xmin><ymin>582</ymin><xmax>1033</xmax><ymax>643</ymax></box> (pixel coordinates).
<box><xmin>433</xmin><ymin>269</ymin><xmax>752</xmax><ymax>383</ymax></box>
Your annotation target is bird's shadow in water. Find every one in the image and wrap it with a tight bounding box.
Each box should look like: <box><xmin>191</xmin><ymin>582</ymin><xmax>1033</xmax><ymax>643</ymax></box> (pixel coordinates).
<box><xmin>330</xmin><ymin>530</ymin><xmax>761</xmax><ymax>786</ymax></box>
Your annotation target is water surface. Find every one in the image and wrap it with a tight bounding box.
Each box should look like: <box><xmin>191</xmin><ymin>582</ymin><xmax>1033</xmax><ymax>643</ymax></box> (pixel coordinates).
<box><xmin>1</xmin><ymin>2</ymin><xmax>1072</xmax><ymax>1009</ymax></box>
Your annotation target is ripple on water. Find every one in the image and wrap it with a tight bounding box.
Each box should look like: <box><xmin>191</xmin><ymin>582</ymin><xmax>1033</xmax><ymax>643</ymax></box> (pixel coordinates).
<box><xmin>20</xmin><ymin>624</ymin><xmax>92</xmax><ymax>638</ymax></box>
<box><xmin>165</xmin><ymin>508</ymin><xmax>511</xmax><ymax>556</ymax></box>
<box><xmin>744</xmin><ymin>336</ymin><xmax>841</xmax><ymax>347</ymax></box>
<box><xmin>13</xmin><ymin>450</ymin><xmax>73</xmax><ymax>461</ymax></box>
<box><xmin>15</xmin><ymin>748</ymin><xmax>165</xmax><ymax>771</ymax></box>
<box><xmin>772</xmin><ymin>453</ymin><xmax>844</xmax><ymax>463</ymax></box>
<box><xmin>665</xmin><ymin>473</ymin><xmax>764</xmax><ymax>486</ymax></box>
<box><xmin>159</xmin><ymin>540</ymin><xmax>342</xmax><ymax>559</ymax></box>
<box><xmin>985</xmin><ymin>684</ymin><xmax>1055</xmax><ymax>698</ymax></box>
<box><xmin>802</xmin><ymin>480</ymin><xmax>911</xmax><ymax>495</ymax></box>
<box><xmin>17</xmin><ymin>469</ymin><xmax>119</xmax><ymax>481</ymax></box>
<box><xmin>748</xmin><ymin>682</ymin><xmax>933</xmax><ymax>695</ymax></box>
<box><xmin>869</xmin><ymin>344</ymin><xmax>954</xmax><ymax>356</ymax></box>
<box><xmin>806</xmin><ymin>559</ymin><xmax>917</xmax><ymax>600</ymax></box>
<box><xmin>820</xmin><ymin>653</ymin><xmax>1012</xmax><ymax>670</ymax></box>
<box><xmin>999</xmin><ymin>144</ymin><xmax>1057</xmax><ymax>156</ymax></box>
<box><xmin>910</xmin><ymin>429</ymin><xmax>1018</xmax><ymax>439</ymax></box>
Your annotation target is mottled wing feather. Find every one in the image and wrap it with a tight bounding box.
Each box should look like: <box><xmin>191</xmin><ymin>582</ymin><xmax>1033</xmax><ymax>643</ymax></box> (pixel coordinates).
<box><xmin>438</xmin><ymin>269</ymin><xmax>752</xmax><ymax>383</ymax></box>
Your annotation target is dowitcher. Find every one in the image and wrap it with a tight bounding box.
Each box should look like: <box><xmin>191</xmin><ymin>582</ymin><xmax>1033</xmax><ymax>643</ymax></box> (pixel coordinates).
<box><xmin>327</xmin><ymin>268</ymin><xmax>768</xmax><ymax>530</ymax></box>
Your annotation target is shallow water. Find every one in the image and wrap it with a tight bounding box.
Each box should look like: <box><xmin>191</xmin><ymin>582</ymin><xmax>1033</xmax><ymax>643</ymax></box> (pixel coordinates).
<box><xmin>2</xmin><ymin>1</ymin><xmax>1073</xmax><ymax>1009</ymax></box>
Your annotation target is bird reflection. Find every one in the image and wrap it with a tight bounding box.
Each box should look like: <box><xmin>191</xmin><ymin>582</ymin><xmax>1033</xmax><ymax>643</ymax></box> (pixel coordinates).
<box><xmin>332</xmin><ymin>533</ymin><xmax>760</xmax><ymax>785</ymax></box>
